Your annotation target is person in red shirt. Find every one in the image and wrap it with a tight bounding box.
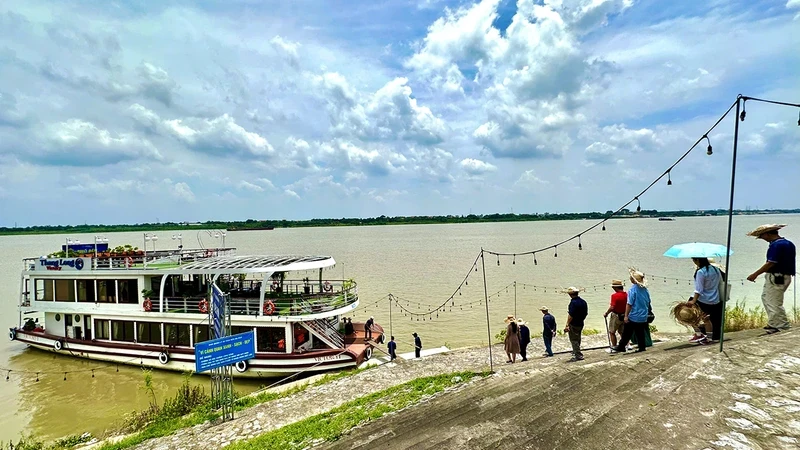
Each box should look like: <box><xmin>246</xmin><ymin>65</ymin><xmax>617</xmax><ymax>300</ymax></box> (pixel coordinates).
<box><xmin>603</xmin><ymin>279</ymin><xmax>627</xmax><ymax>348</ymax></box>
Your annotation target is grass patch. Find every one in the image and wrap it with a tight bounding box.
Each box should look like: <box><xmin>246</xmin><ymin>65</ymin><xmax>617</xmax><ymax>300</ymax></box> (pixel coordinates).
<box><xmin>723</xmin><ymin>300</ymin><xmax>799</xmax><ymax>332</ymax></box>
<box><xmin>495</xmin><ymin>327</ymin><xmax>601</xmax><ymax>343</ymax></box>
<box><xmin>4</xmin><ymin>433</ymin><xmax>94</xmax><ymax>450</ymax></box>
<box><xmin>225</xmin><ymin>371</ymin><xmax>488</xmax><ymax>450</ymax></box>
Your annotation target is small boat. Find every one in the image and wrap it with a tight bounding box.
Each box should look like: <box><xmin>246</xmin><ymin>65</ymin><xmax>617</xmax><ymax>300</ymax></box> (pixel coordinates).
<box><xmin>8</xmin><ymin>241</ymin><xmax>381</xmax><ymax>378</ymax></box>
<box><xmin>658</xmin><ymin>217</ymin><xmax>676</xmax><ymax>221</ymax></box>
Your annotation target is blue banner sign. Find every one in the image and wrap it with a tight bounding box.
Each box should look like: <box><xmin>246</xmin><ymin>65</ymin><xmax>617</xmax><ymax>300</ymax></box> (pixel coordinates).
<box><xmin>195</xmin><ymin>331</ymin><xmax>255</xmax><ymax>373</ymax></box>
<box><xmin>211</xmin><ymin>284</ymin><xmax>224</xmax><ymax>339</ymax></box>
<box><xmin>61</xmin><ymin>243</ymin><xmax>109</xmax><ymax>254</ymax></box>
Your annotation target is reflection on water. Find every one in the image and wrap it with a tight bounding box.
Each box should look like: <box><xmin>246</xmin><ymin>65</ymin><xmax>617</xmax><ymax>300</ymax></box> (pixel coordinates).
<box><xmin>1</xmin><ymin>215</ymin><xmax>798</xmax><ymax>442</ymax></box>
<box><xmin>8</xmin><ymin>347</ymin><xmax>263</xmax><ymax>441</ymax></box>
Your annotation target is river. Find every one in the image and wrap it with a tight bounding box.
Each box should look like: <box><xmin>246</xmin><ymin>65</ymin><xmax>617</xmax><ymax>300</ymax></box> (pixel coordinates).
<box><xmin>1</xmin><ymin>214</ymin><xmax>798</xmax><ymax>442</ymax></box>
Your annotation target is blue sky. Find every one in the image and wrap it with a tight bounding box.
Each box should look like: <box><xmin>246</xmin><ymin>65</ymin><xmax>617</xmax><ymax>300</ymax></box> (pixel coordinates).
<box><xmin>0</xmin><ymin>0</ymin><xmax>798</xmax><ymax>226</ymax></box>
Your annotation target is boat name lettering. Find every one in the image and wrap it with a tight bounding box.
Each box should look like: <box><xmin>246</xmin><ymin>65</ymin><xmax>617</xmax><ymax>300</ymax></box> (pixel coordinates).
<box><xmin>38</xmin><ymin>258</ymin><xmax>85</xmax><ymax>271</ymax></box>
<box><xmin>314</xmin><ymin>355</ymin><xmax>339</xmax><ymax>362</ymax></box>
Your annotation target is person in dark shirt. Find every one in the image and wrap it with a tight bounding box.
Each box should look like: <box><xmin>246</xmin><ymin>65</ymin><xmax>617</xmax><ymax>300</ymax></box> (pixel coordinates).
<box><xmin>564</xmin><ymin>287</ymin><xmax>588</xmax><ymax>362</ymax></box>
<box><xmin>747</xmin><ymin>224</ymin><xmax>796</xmax><ymax>333</ymax></box>
<box><xmin>387</xmin><ymin>336</ymin><xmax>397</xmax><ymax>360</ymax></box>
<box><xmin>540</xmin><ymin>306</ymin><xmax>557</xmax><ymax>357</ymax></box>
<box><xmin>413</xmin><ymin>332</ymin><xmax>422</xmax><ymax>358</ymax></box>
<box><xmin>365</xmin><ymin>316</ymin><xmax>374</xmax><ymax>341</ymax></box>
<box><xmin>344</xmin><ymin>317</ymin><xmax>354</xmax><ymax>335</ymax></box>
<box><xmin>517</xmin><ymin>318</ymin><xmax>531</xmax><ymax>361</ymax></box>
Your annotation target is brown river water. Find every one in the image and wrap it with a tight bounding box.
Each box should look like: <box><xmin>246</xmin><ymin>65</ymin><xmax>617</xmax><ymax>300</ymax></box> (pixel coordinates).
<box><xmin>1</xmin><ymin>215</ymin><xmax>798</xmax><ymax>442</ymax></box>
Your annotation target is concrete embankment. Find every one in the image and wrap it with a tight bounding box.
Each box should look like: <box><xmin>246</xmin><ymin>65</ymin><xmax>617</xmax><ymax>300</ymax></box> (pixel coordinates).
<box><xmin>324</xmin><ymin>329</ymin><xmax>800</xmax><ymax>450</ymax></box>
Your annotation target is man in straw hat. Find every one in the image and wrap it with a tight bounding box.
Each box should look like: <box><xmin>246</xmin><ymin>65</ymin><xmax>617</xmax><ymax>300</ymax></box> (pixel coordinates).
<box><xmin>603</xmin><ymin>280</ymin><xmax>627</xmax><ymax>348</ymax></box>
<box><xmin>540</xmin><ymin>306</ymin><xmax>557</xmax><ymax>357</ymax></box>
<box><xmin>563</xmin><ymin>287</ymin><xmax>588</xmax><ymax>362</ymax></box>
<box><xmin>611</xmin><ymin>270</ymin><xmax>651</xmax><ymax>353</ymax></box>
<box><xmin>746</xmin><ymin>224</ymin><xmax>796</xmax><ymax>334</ymax></box>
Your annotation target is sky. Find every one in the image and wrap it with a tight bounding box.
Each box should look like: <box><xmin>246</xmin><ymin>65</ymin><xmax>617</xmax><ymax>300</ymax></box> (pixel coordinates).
<box><xmin>0</xmin><ymin>0</ymin><xmax>799</xmax><ymax>226</ymax></box>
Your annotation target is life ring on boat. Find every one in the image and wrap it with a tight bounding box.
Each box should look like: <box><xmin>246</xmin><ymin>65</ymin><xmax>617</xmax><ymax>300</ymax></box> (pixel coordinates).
<box><xmin>376</xmin><ymin>334</ymin><xmax>385</xmax><ymax>344</ymax></box>
<box><xmin>143</xmin><ymin>298</ymin><xmax>153</xmax><ymax>312</ymax></box>
<box><xmin>271</xmin><ymin>281</ymin><xmax>279</xmax><ymax>291</ymax></box>
<box><xmin>234</xmin><ymin>360</ymin><xmax>248</xmax><ymax>373</ymax></box>
<box><xmin>198</xmin><ymin>299</ymin><xmax>209</xmax><ymax>314</ymax></box>
<box><xmin>8</xmin><ymin>329</ymin><xmax>16</xmax><ymax>341</ymax></box>
<box><xmin>364</xmin><ymin>346</ymin><xmax>372</xmax><ymax>360</ymax></box>
<box><xmin>263</xmin><ymin>300</ymin><xmax>276</xmax><ymax>316</ymax></box>
<box><xmin>54</xmin><ymin>340</ymin><xmax>63</xmax><ymax>351</ymax></box>
<box><xmin>125</xmin><ymin>256</ymin><xmax>133</xmax><ymax>268</ymax></box>
<box><xmin>323</xmin><ymin>281</ymin><xmax>333</xmax><ymax>292</ymax></box>
<box><xmin>158</xmin><ymin>352</ymin><xmax>169</xmax><ymax>365</ymax></box>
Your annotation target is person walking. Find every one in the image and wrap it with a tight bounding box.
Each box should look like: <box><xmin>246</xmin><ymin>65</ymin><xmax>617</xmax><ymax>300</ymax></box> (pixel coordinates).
<box><xmin>504</xmin><ymin>315</ymin><xmax>521</xmax><ymax>363</ymax></box>
<box><xmin>540</xmin><ymin>306</ymin><xmax>557</xmax><ymax>357</ymax></box>
<box><xmin>746</xmin><ymin>224</ymin><xmax>796</xmax><ymax>334</ymax></box>
<box><xmin>563</xmin><ymin>287</ymin><xmax>588</xmax><ymax>362</ymax></box>
<box><xmin>364</xmin><ymin>316</ymin><xmax>374</xmax><ymax>341</ymax></box>
<box><xmin>412</xmin><ymin>332</ymin><xmax>422</xmax><ymax>358</ymax></box>
<box><xmin>387</xmin><ymin>336</ymin><xmax>397</xmax><ymax>361</ymax></box>
<box><xmin>687</xmin><ymin>257</ymin><xmax>723</xmax><ymax>343</ymax></box>
<box><xmin>517</xmin><ymin>318</ymin><xmax>531</xmax><ymax>362</ymax></box>
<box><xmin>612</xmin><ymin>270</ymin><xmax>651</xmax><ymax>353</ymax></box>
<box><xmin>603</xmin><ymin>279</ymin><xmax>627</xmax><ymax>348</ymax></box>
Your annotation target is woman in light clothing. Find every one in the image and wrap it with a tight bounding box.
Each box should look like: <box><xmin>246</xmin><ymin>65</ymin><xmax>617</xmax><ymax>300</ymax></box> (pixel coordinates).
<box><xmin>688</xmin><ymin>257</ymin><xmax>723</xmax><ymax>343</ymax></box>
<box><xmin>612</xmin><ymin>270</ymin><xmax>651</xmax><ymax>353</ymax></box>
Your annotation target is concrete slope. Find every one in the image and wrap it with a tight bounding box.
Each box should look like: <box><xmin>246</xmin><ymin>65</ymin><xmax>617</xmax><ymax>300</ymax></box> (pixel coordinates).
<box><xmin>323</xmin><ymin>329</ymin><xmax>800</xmax><ymax>450</ymax></box>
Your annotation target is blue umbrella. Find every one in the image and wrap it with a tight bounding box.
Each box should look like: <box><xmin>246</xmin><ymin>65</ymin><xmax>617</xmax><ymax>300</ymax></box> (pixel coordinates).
<box><xmin>663</xmin><ymin>242</ymin><xmax>733</xmax><ymax>259</ymax></box>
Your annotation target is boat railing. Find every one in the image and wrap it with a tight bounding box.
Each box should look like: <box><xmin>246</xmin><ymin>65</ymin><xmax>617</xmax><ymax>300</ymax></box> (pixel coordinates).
<box><xmin>148</xmin><ymin>281</ymin><xmax>358</xmax><ymax>316</ymax></box>
<box><xmin>303</xmin><ymin>317</ymin><xmax>344</xmax><ymax>348</ymax></box>
<box><xmin>22</xmin><ymin>248</ymin><xmax>236</xmax><ymax>272</ymax></box>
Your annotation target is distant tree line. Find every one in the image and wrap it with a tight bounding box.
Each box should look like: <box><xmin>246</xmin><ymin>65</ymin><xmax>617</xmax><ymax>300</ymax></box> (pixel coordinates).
<box><xmin>1</xmin><ymin>208</ymin><xmax>798</xmax><ymax>236</ymax></box>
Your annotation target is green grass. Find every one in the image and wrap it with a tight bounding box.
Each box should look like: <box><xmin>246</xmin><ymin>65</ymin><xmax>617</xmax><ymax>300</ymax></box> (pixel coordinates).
<box><xmin>723</xmin><ymin>300</ymin><xmax>800</xmax><ymax>332</ymax></box>
<box><xmin>224</xmin><ymin>371</ymin><xmax>488</xmax><ymax>450</ymax></box>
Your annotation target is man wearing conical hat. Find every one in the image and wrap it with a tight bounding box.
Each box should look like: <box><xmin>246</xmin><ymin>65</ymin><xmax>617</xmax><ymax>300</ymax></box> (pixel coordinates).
<box><xmin>746</xmin><ymin>224</ymin><xmax>796</xmax><ymax>333</ymax></box>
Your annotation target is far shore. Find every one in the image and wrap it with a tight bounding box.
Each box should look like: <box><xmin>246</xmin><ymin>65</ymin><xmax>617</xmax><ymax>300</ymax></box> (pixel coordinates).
<box><xmin>1</xmin><ymin>209</ymin><xmax>798</xmax><ymax>236</ymax></box>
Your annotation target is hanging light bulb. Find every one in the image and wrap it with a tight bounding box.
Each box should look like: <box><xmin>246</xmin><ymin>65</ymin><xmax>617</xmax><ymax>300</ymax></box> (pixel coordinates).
<box><xmin>554</xmin><ymin>246</ymin><xmax>558</xmax><ymax>258</ymax></box>
<box><xmin>602</xmin><ymin>223</ymin><xmax>606</xmax><ymax>231</ymax></box>
<box><xmin>497</xmin><ymin>255</ymin><xmax>500</xmax><ymax>266</ymax></box>
<box><xmin>465</xmin><ymin>280</ymin><xmax>468</xmax><ymax>286</ymax></box>
<box><xmin>513</xmin><ymin>254</ymin><xmax>516</xmax><ymax>265</ymax></box>
<box><xmin>635</xmin><ymin>197</ymin><xmax>641</xmax><ymax>213</ymax></box>
<box><xmin>533</xmin><ymin>253</ymin><xmax>538</xmax><ymax>265</ymax></box>
<box><xmin>703</xmin><ymin>135</ymin><xmax>713</xmax><ymax>156</ymax></box>
<box><xmin>739</xmin><ymin>100</ymin><xmax>746</xmax><ymax>121</ymax></box>
<box><xmin>667</xmin><ymin>171</ymin><xmax>672</xmax><ymax>186</ymax></box>
<box><xmin>578</xmin><ymin>235</ymin><xmax>583</xmax><ymax>250</ymax></box>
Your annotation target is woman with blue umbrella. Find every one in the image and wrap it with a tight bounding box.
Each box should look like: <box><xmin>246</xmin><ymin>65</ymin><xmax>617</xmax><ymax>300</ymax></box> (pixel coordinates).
<box><xmin>663</xmin><ymin>243</ymin><xmax>731</xmax><ymax>344</ymax></box>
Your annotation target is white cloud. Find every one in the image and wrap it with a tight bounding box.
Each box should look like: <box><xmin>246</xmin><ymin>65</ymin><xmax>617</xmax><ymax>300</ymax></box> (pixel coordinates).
<box><xmin>32</xmin><ymin>119</ymin><xmax>162</xmax><ymax>166</ymax></box>
<box><xmin>284</xmin><ymin>189</ymin><xmax>301</xmax><ymax>200</ymax></box>
<box><xmin>460</xmin><ymin>158</ymin><xmax>497</xmax><ymax>175</ymax></box>
<box><xmin>129</xmin><ymin>104</ymin><xmax>274</xmax><ymax>159</ymax></box>
<box><xmin>270</xmin><ymin>36</ymin><xmax>301</xmax><ymax>68</ymax></box>
<box><xmin>173</xmin><ymin>182</ymin><xmax>196</xmax><ymax>202</ymax></box>
<box><xmin>238</xmin><ymin>180</ymin><xmax>265</xmax><ymax>192</ymax></box>
<box><xmin>515</xmin><ymin>169</ymin><xmax>549</xmax><ymax>188</ymax></box>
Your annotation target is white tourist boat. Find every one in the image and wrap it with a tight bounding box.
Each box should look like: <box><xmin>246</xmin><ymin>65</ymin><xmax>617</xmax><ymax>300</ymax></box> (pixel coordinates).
<box><xmin>8</xmin><ymin>241</ymin><xmax>383</xmax><ymax>378</ymax></box>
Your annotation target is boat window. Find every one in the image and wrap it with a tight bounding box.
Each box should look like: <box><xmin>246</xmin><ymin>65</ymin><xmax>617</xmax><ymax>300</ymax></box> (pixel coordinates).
<box><xmin>77</xmin><ymin>280</ymin><xmax>96</xmax><ymax>302</ymax></box>
<box><xmin>55</xmin><ymin>279</ymin><xmax>75</xmax><ymax>302</ymax></box>
<box><xmin>117</xmin><ymin>280</ymin><xmax>138</xmax><ymax>304</ymax></box>
<box><xmin>231</xmin><ymin>326</ymin><xmax>252</xmax><ymax>336</ymax></box>
<box><xmin>257</xmin><ymin>327</ymin><xmax>286</xmax><ymax>352</ymax></box>
<box><xmin>95</xmin><ymin>319</ymin><xmax>110</xmax><ymax>340</ymax></box>
<box><xmin>35</xmin><ymin>279</ymin><xmax>54</xmax><ymax>301</ymax></box>
<box><xmin>111</xmin><ymin>320</ymin><xmax>135</xmax><ymax>342</ymax></box>
<box><xmin>194</xmin><ymin>325</ymin><xmax>210</xmax><ymax>344</ymax></box>
<box><xmin>137</xmin><ymin>322</ymin><xmax>161</xmax><ymax>345</ymax></box>
<box><xmin>97</xmin><ymin>280</ymin><xmax>115</xmax><ymax>303</ymax></box>
<box><xmin>165</xmin><ymin>323</ymin><xmax>190</xmax><ymax>347</ymax></box>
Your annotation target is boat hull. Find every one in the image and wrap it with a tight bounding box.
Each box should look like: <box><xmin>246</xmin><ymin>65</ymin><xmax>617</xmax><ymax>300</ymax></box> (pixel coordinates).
<box><xmin>12</xmin><ymin>329</ymin><xmax>360</xmax><ymax>378</ymax></box>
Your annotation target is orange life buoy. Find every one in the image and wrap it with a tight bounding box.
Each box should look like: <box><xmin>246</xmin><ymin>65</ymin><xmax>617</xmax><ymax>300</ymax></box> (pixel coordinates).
<box><xmin>323</xmin><ymin>281</ymin><xmax>333</xmax><ymax>292</ymax></box>
<box><xmin>277</xmin><ymin>339</ymin><xmax>285</xmax><ymax>350</ymax></box>
<box><xmin>143</xmin><ymin>298</ymin><xmax>153</xmax><ymax>312</ymax></box>
<box><xmin>263</xmin><ymin>300</ymin><xmax>276</xmax><ymax>315</ymax></box>
<box><xmin>198</xmin><ymin>299</ymin><xmax>209</xmax><ymax>313</ymax></box>
<box><xmin>125</xmin><ymin>256</ymin><xmax>133</xmax><ymax>268</ymax></box>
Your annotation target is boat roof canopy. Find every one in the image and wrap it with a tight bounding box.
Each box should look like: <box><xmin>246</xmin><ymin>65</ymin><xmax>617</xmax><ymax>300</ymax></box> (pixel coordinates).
<box><xmin>166</xmin><ymin>255</ymin><xmax>336</xmax><ymax>275</ymax></box>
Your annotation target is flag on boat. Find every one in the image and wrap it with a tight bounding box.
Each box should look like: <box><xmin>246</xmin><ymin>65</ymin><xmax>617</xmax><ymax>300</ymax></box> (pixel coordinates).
<box><xmin>211</xmin><ymin>283</ymin><xmax>225</xmax><ymax>339</ymax></box>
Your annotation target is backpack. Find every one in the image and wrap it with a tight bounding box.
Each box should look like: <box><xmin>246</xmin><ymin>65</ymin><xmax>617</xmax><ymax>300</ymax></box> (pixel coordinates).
<box><xmin>714</xmin><ymin>266</ymin><xmax>730</xmax><ymax>304</ymax></box>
